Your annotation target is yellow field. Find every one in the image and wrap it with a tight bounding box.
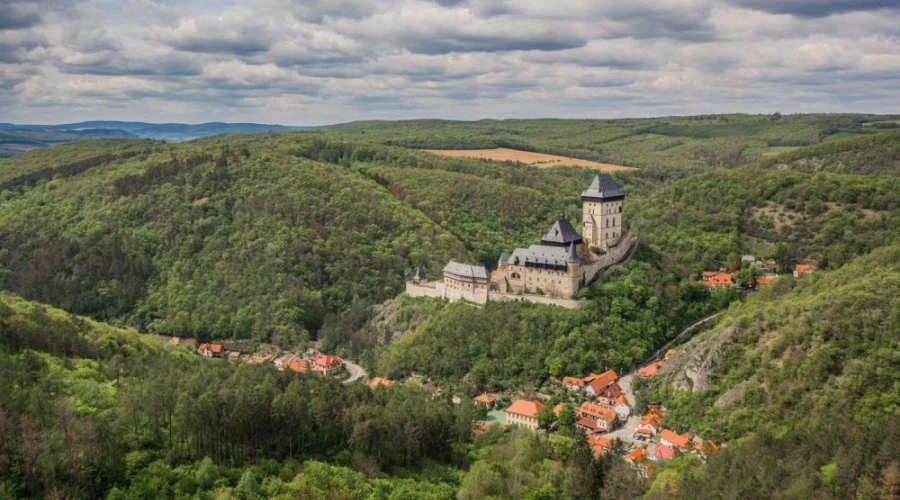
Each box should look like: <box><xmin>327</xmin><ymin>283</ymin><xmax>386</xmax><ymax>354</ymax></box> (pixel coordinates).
<box><xmin>423</xmin><ymin>148</ymin><xmax>634</xmax><ymax>171</ymax></box>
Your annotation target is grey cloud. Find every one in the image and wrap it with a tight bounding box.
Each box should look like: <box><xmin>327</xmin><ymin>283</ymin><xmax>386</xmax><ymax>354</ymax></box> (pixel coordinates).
<box><xmin>729</xmin><ymin>0</ymin><xmax>900</xmax><ymax>17</ymax></box>
<box><xmin>0</xmin><ymin>4</ymin><xmax>42</xmax><ymax>30</ymax></box>
<box><xmin>401</xmin><ymin>33</ymin><xmax>586</xmax><ymax>55</ymax></box>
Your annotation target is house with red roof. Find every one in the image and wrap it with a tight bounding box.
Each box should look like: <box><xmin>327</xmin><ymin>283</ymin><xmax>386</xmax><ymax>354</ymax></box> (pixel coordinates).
<box><xmin>562</xmin><ymin>376</ymin><xmax>585</xmax><ymax>390</ymax></box>
<box><xmin>587</xmin><ymin>435</ymin><xmax>613</xmax><ymax>458</ymax></box>
<box><xmin>701</xmin><ymin>271</ymin><xmax>734</xmax><ymax>289</ymax></box>
<box><xmin>653</xmin><ymin>444</ymin><xmax>677</xmax><ymax>460</ymax></box>
<box><xmin>579</xmin><ymin>402</ymin><xmax>618</xmax><ymax>432</ymax></box>
<box><xmin>197</xmin><ymin>343</ymin><xmax>224</xmax><ymax>358</ymax></box>
<box><xmin>595</xmin><ymin>382</ymin><xmax>624</xmax><ymax>406</ymax></box>
<box><xmin>576</xmin><ymin>417</ymin><xmax>602</xmax><ymax>435</ymax></box>
<box><xmin>584</xmin><ymin>370</ymin><xmax>618</xmax><ymax>396</ymax></box>
<box><xmin>793</xmin><ymin>263</ymin><xmax>817</xmax><ymax>277</ymax></box>
<box><xmin>474</xmin><ymin>392</ymin><xmax>496</xmax><ymax>409</ymax></box>
<box><xmin>505</xmin><ymin>399</ymin><xmax>546</xmax><ymax>430</ymax></box>
<box><xmin>627</xmin><ymin>446</ymin><xmax>648</xmax><ymax>464</ymax></box>
<box><xmin>311</xmin><ymin>354</ymin><xmax>343</xmax><ymax>376</ymax></box>
<box><xmin>659</xmin><ymin>429</ymin><xmax>694</xmax><ymax>450</ymax></box>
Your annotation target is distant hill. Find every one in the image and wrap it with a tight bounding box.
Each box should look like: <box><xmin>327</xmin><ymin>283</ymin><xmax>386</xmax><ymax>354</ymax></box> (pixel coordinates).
<box><xmin>758</xmin><ymin>129</ymin><xmax>900</xmax><ymax>175</ymax></box>
<box><xmin>0</xmin><ymin>121</ymin><xmax>307</xmax><ymax>157</ymax></box>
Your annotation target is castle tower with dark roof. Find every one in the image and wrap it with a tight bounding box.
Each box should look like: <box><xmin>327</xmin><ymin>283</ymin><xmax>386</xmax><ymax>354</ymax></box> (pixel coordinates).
<box><xmin>581</xmin><ymin>175</ymin><xmax>625</xmax><ymax>250</ymax></box>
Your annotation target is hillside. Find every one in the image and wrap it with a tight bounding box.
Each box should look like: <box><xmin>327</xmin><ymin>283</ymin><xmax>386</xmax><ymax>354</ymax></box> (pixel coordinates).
<box><xmin>758</xmin><ymin>129</ymin><xmax>900</xmax><ymax>175</ymax></box>
<box><xmin>0</xmin><ymin>136</ymin><xmax>472</xmax><ymax>341</ymax></box>
<box><xmin>638</xmin><ymin>245</ymin><xmax>900</xmax><ymax>498</ymax></box>
<box><xmin>323</xmin><ymin>114</ymin><xmax>897</xmax><ymax>172</ymax></box>
<box><xmin>0</xmin><ymin>290</ymin><xmax>617</xmax><ymax>499</ymax></box>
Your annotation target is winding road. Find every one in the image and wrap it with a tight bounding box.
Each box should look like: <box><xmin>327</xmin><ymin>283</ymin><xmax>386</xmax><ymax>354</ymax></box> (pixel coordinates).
<box><xmin>342</xmin><ymin>359</ymin><xmax>367</xmax><ymax>384</ymax></box>
<box><xmin>608</xmin><ymin>310</ymin><xmax>726</xmax><ymax>443</ymax></box>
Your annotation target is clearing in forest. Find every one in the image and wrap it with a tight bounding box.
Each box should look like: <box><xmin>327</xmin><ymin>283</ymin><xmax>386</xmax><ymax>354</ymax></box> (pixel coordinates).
<box><xmin>424</xmin><ymin>147</ymin><xmax>634</xmax><ymax>171</ymax></box>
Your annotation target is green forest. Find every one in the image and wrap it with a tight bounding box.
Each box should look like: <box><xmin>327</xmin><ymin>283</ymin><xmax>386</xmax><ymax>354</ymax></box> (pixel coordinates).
<box><xmin>1</xmin><ymin>115</ymin><xmax>899</xmax><ymax>498</ymax></box>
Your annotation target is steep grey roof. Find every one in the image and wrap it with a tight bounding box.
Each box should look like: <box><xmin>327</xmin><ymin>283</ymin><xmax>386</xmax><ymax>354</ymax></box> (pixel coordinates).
<box><xmin>443</xmin><ymin>261</ymin><xmax>489</xmax><ymax>280</ymax></box>
<box><xmin>581</xmin><ymin>174</ymin><xmax>625</xmax><ymax>201</ymax></box>
<box><xmin>497</xmin><ymin>252</ymin><xmax>509</xmax><ymax>268</ymax></box>
<box><xmin>541</xmin><ymin>217</ymin><xmax>583</xmax><ymax>246</ymax></box>
<box><xmin>508</xmin><ymin>245</ymin><xmax>574</xmax><ymax>269</ymax></box>
<box><xmin>414</xmin><ymin>265</ymin><xmax>426</xmax><ymax>281</ymax></box>
<box><xmin>567</xmin><ymin>242</ymin><xmax>581</xmax><ymax>263</ymax></box>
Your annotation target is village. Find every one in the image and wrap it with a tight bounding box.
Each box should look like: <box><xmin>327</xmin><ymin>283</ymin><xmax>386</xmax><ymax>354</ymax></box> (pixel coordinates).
<box><xmin>176</xmin><ymin>174</ymin><xmax>823</xmax><ymax>481</ymax></box>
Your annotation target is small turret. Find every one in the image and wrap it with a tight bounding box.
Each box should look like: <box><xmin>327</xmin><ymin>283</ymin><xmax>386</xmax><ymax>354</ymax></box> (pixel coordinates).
<box><xmin>497</xmin><ymin>252</ymin><xmax>509</xmax><ymax>269</ymax></box>
<box><xmin>566</xmin><ymin>242</ymin><xmax>581</xmax><ymax>263</ymax></box>
<box><xmin>414</xmin><ymin>265</ymin><xmax>426</xmax><ymax>282</ymax></box>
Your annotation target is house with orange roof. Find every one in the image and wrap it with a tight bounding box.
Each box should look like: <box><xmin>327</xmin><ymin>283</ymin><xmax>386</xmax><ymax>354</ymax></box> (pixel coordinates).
<box><xmin>197</xmin><ymin>343</ymin><xmax>225</xmax><ymax>358</ymax></box>
<box><xmin>369</xmin><ymin>377</ymin><xmax>394</xmax><ymax>389</ymax></box>
<box><xmin>756</xmin><ymin>274</ymin><xmax>776</xmax><ymax>286</ymax></box>
<box><xmin>576</xmin><ymin>417</ymin><xmax>602</xmax><ymax>435</ymax></box>
<box><xmin>286</xmin><ymin>357</ymin><xmax>308</xmax><ymax>373</ymax></box>
<box><xmin>638</xmin><ymin>361</ymin><xmax>664</xmax><ymax>378</ymax></box>
<box><xmin>613</xmin><ymin>394</ymin><xmax>632</xmax><ymax>420</ymax></box>
<box><xmin>474</xmin><ymin>392</ymin><xmax>496</xmax><ymax>409</ymax></box>
<box><xmin>553</xmin><ymin>404</ymin><xmax>563</xmax><ymax>417</ymax></box>
<box><xmin>579</xmin><ymin>402</ymin><xmax>618</xmax><ymax>431</ymax></box>
<box><xmin>636</xmin><ymin>413</ymin><xmax>661</xmax><ymax>437</ymax></box>
<box><xmin>505</xmin><ymin>399</ymin><xmax>546</xmax><ymax>430</ymax></box>
<box><xmin>627</xmin><ymin>446</ymin><xmax>648</xmax><ymax>464</ymax></box>
<box><xmin>585</xmin><ymin>370</ymin><xmax>618</xmax><ymax>396</ymax></box>
<box><xmin>595</xmin><ymin>382</ymin><xmax>624</xmax><ymax>406</ymax></box>
<box><xmin>701</xmin><ymin>271</ymin><xmax>734</xmax><ymax>288</ymax></box>
<box><xmin>659</xmin><ymin>429</ymin><xmax>694</xmax><ymax>450</ymax></box>
<box><xmin>694</xmin><ymin>440</ymin><xmax>719</xmax><ymax>459</ymax></box>
<box><xmin>311</xmin><ymin>354</ymin><xmax>343</xmax><ymax>376</ymax></box>
<box><xmin>587</xmin><ymin>435</ymin><xmax>613</xmax><ymax>457</ymax></box>
<box><xmin>562</xmin><ymin>376</ymin><xmax>585</xmax><ymax>390</ymax></box>
<box><xmin>793</xmin><ymin>263</ymin><xmax>817</xmax><ymax>277</ymax></box>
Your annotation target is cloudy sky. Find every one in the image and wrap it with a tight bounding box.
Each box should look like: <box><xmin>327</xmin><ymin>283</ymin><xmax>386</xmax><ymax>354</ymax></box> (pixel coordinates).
<box><xmin>2</xmin><ymin>0</ymin><xmax>899</xmax><ymax>125</ymax></box>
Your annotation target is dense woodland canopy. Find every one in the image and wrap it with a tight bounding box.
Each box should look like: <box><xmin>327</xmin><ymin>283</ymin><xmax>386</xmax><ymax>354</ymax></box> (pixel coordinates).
<box><xmin>1</xmin><ymin>114</ymin><xmax>899</xmax><ymax>498</ymax></box>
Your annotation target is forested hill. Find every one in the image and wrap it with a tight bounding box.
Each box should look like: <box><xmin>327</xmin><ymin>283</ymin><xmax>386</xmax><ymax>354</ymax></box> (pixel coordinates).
<box><xmin>757</xmin><ymin>129</ymin><xmax>900</xmax><ymax>175</ymax></box>
<box><xmin>323</xmin><ymin>114</ymin><xmax>899</xmax><ymax>171</ymax></box>
<box><xmin>639</xmin><ymin>244</ymin><xmax>900</xmax><ymax>498</ymax></box>
<box><xmin>0</xmin><ymin>137</ymin><xmax>473</xmax><ymax>341</ymax></box>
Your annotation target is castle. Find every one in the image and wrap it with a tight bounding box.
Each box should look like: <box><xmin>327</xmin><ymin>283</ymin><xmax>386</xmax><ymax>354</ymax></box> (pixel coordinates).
<box><xmin>406</xmin><ymin>174</ymin><xmax>629</xmax><ymax>307</ymax></box>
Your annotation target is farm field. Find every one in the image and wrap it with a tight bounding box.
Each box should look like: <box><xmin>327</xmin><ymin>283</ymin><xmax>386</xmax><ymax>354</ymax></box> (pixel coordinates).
<box><xmin>424</xmin><ymin>147</ymin><xmax>634</xmax><ymax>171</ymax></box>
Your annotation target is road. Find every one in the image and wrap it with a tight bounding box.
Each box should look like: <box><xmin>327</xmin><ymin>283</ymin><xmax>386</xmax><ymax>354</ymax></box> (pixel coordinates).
<box><xmin>342</xmin><ymin>359</ymin><xmax>367</xmax><ymax>384</ymax></box>
<box><xmin>608</xmin><ymin>311</ymin><xmax>725</xmax><ymax>444</ymax></box>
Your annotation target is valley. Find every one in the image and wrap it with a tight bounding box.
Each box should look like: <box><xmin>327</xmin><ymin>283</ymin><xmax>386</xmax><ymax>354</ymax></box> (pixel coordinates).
<box><xmin>0</xmin><ymin>116</ymin><xmax>898</xmax><ymax>499</ymax></box>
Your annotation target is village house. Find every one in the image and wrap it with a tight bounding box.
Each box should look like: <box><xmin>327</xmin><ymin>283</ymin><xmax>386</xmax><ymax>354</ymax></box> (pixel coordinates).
<box><xmin>369</xmin><ymin>377</ymin><xmax>394</xmax><ymax>389</ymax></box>
<box><xmin>584</xmin><ymin>370</ymin><xmax>618</xmax><ymax>396</ymax></box>
<box><xmin>311</xmin><ymin>353</ymin><xmax>343</xmax><ymax>376</ymax></box>
<box><xmin>613</xmin><ymin>394</ymin><xmax>632</xmax><ymax>420</ymax></box>
<box><xmin>474</xmin><ymin>392</ymin><xmax>496</xmax><ymax>409</ymax></box>
<box><xmin>694</xmin><ymin>440</ymin><xmax>720</xmax><ymax>460</ymax></box>
<box><xmin>653</xmin><ymin>444</ymin><xmax>677</xmax><ymax>460</ymax></box>
<box><xmin>283</xmin><ymin>356</ymin><xmax>308</xmax><ymax>373</ymax></box>
<box><xmin>587</xmin><ymin>435</ymin><xmax>613</xmax><ymax>458</ymax></box>
<box><xmin>757</xmin><ymin>274</ymin><xmax>777</xmax><ymax>286</ymax></box>
<box><xmin>627</xmin><ymin>446</ymin><xmax>648</xmax><ymax>465</ymax></box>
<box><xmin>595</xmin><ymin>382</ymin><xmax>624</xmax><ymax>406</ymax></box>
<box><xmin>659</xmin><ymin>429</ymin><xmax>694</xmax><ymax>451</ymax></box>
<box><xmin>701</xmin><ymin>271</ymin><xmax>734</xmax><ymax>288</ymax></box>
<box><xmin>576</xmin><ymin>417</ymin><xmax>603</xmax><ymax>435</ymax></box>
<box><xmin>562</xmin><ymin>376</ymin><xmax>585</xmax><ymax>390</ymax></box>
<box><xmin>635</xmin><ymin>408</ymin><xmax>663</xmax><ymax>438</ymax></box>
<box><xmin>794</xmin><ymin>263</ymin><xmax>817</xmax><ymax>277</ymax></box>
<box><xmin>197</xmin><ymin>343</ymin><xmax>224</xmax><ymax>358</ymax></box>
<box><xmin>579</xmin><ymin>402</ymin><xmax>618</xmax><ymax>432</ymax></box>
<box><xmin>505</xmin><ymin>399</ymin><xmax>545</xmax><ymax>430</ymax></box>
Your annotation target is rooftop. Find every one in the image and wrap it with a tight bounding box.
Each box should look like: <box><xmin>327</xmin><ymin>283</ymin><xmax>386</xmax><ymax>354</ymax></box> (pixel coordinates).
<box><xmin>508</xmin><ymin>244</ymin><xmax>575</xmax><ymax>270</ymax></box>
<box><xmin>581</xmin><ymin>174</ymin><xmax>625</xmax><ymax>202</ymax></box>
<box><xmin>506</xmin><ymin>399</ymin><xmax>545</xmax><ymax>418</ymax></box>
<box><xmin>443</xmin><ymin>261</ymin><xmax>489</xmax><ymax>280</ymax></box>
<box><xmin>540</xmin><ymin>217</ymin><xmax>583</xmax><ymax>247</ymax></box>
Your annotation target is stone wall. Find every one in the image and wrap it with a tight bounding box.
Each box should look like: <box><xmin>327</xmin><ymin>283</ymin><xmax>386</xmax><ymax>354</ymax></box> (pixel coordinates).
<box><xmin>492</xmin><ymin>292</ymin><xmax>584</xmax><ymax>309</ymax></box>
<box><xmin>405</xmin><ymin>281</ymin><xmax>443</xmax><ymax>299</ymax></box>
<box><xmin>584</xmin><ymin>232</ymin><xmax>638</xmax><ymax>285</ymax></box>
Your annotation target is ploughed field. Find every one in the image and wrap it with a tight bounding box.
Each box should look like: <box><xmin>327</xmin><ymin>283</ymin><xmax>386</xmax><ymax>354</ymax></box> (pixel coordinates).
<box><xmin>423</xmin><ymin>147</ymin><xmax>634</xmax><ymax>171</ymax></box>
